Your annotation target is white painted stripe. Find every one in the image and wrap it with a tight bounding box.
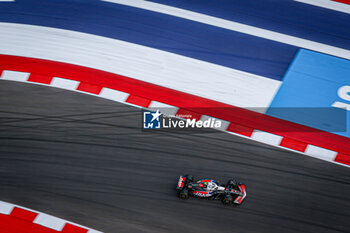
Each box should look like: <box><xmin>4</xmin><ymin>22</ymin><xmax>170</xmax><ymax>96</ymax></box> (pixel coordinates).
<box><xmin>0</xmin><ymin>70</ymin><xmax>30</xmax><ymax>81</ymax></box>
<box><xmin>305</xmin><ymin>145</ymin><xmax>338</xmax><ymax>161</ymax></box>
<box><xmin>99</xmin><ymin>87</ymin><xmax>129</xmax><ymax>102</ymax></box>
<box><xmin>102</xmin><ymin>0</ymin><xmax>350</xmax><ymax>60</ymax></box>
<box><xmin>33</xmin><ymin>213</ymin><xmax>65</xmax><ymax>231</ymax></box>
<box><xmin>295</xmin><ymin>0</ymin><xmax>350</xmax><ymax>14</ymax></box>
<box><xmin>199</xmin><ymin>115</ymin><xmax>230</xmax><ymax>131</ymax></box>
<box><xmin>148</xmin><ymin>101</ymin><xmax>179</xmax><ymax>116</ymax></box>
<box><xmin>251</xmin><ymin>130</ymin><xmax>283</xmax><ymax>146</ymax></box>
<box><xmin>0</xmin><ymin>201</ymin><xmax>14</xmax><ymax>214</ymax></box>
<box><xmin>0</xmin><ymin>0</ymin><xmax>15</xmax><ymax>2</ymax></box>
<box><xmin>0</xmin><ymin>23</ymin><xmax>280</xmax><ymax>112</ymax></box>
<box><xmin>51</xmin><ymin>77</ymin><xmax>79</xmax><ymax>90</ymax></box>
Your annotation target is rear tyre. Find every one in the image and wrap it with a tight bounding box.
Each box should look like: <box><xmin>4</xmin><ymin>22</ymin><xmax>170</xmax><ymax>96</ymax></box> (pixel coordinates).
<box><xmin>222</xmin><ymin>195</ymin><xmax>233</xmax><ymax>205</ymax></box>
<box><xmin>179</xmin><ymin>189</ymin><xmax>189</xmax><ymax>200</ymax></box>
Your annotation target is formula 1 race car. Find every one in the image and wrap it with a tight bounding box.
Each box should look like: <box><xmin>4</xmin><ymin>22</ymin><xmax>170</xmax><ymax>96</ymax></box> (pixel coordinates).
<box><xmin>176</xmin><ymin>175</ymin><xmax>247</xmax><ymax>205</ymax></box>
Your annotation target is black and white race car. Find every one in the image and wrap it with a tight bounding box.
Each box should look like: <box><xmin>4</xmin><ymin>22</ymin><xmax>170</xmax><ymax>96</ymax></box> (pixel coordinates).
<box><xmin>176</xmin><ymin>175</ymin><xmax>247</xmax><ymax>205</ymax></box>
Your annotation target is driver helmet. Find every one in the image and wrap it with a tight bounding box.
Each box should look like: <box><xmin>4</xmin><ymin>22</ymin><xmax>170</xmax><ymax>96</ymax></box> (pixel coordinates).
<box><xmin>227</xmin><ymin>179</ymin><xmax>237</xmax><ymax>188</ymax></box>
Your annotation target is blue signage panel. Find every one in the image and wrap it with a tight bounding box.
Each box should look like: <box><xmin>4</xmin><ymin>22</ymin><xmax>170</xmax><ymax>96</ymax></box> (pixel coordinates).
<box><xmin>267</xmin><ymin>49</ymin><xmax>349</xmax><ymax>137</ymax></box>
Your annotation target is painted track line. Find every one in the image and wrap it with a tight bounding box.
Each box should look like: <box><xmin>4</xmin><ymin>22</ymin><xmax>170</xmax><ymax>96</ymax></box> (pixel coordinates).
<box><xmin>102</xmin><ymin>0</ymin><xmax>350</xmax><ymax>60</ymax></box>
<box><xmin>0</xmin><ymin>54</ymin><xmax>349</xmax><ymax>167</ymax></box>
<box><xmin>0</xmin><ymin>22</ymin><xmax>281</xmax><ymax>111</ymax></box>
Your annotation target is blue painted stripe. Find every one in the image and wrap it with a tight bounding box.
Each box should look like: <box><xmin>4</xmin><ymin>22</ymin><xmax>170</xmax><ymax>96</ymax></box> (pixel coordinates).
<box><xmin>148</xmin><ymin>0</ymin><xmax>350</xmax><ymax>51</ymax></box>
<box><xmin>0</xmin><ymin>0</ymin><xmax>298</xmax><ymax>80</ymax></box>
<box><xmin>267</xmin><ymin>49</ymin><xmax>350</xmax><ymax>138</ymax></box>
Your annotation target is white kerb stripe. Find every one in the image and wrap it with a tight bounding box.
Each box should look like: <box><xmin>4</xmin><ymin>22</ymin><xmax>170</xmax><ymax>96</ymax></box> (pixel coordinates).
<box><xmin>51</xmin><ymin>77</ymin><xmax>79</xmax><ymax>90</ymax></box>
<box><xmin>103</xmin><ymin>0</ymin><xmax>350</xmax><ymax>60</ymax></box>
<box><xmin>99</xmin><ymin>87</ymin><xmax>129</xmax><ymax>102</ymax></box>
<box><xmin>305</xmin><ymin>145</ymin><xmax>338</xmax><ymax>161</ymax></box>
<box><xmin>251</xmin><ymin>130</ymin><xmax>283</xmax><ymax>146</ymax></box>
<box><xmin>148</xmin><ymin>101</ymin><xmax>179</xmax><ymax>116</ymax></box>
<box><xmin>33</xmin><ymin>213</ymin><xmax>66</xmax><ymax>231</ymax></box>
<box><xmin>88</xmin><ymin>229</ymin><xmax>104</xmax><ymax>233</ymax></box>
<box><xmin>0</xmin><ymin>70</ymin><xmax>30</xmax><ymax>81</ymax></box>
<box><xmin>200</xmin><ymin>115</ymin><xmax>230</xmax><ymax>131</ymax></box>
<box><xmin>295</xmin><ymin>0</ymin><xmax>350</xmax><ymax>14</ymax></box>
<box><xmin>0</xmin><ymin>201</ymin><xmax>14</xmax><ymax>215</ymax></box>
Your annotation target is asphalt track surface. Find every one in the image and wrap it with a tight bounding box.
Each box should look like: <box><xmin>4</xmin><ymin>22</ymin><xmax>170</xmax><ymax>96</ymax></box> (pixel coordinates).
<box><xmin>1</xmin><ymin>81</ymin><xmax>350</xmax><ymax>233</ymax></box>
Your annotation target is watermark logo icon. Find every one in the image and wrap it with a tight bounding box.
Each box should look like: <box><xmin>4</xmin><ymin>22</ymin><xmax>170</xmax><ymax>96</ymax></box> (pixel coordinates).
<box><xmin>143</xmin><ymin>110</ymin><xmax>162</xmax><ymax>129</ymax></box>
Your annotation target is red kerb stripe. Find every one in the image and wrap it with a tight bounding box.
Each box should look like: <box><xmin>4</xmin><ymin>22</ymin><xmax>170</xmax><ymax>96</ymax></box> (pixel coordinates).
<box><xmin>28</xmin><ymin>74</ymin><xmax>53</xmax><ymax>84</ymax></box>
<box><xmin>334</xmin><ymin>153</ymin><xmax>350</xmax><ymax>165</ymax></box>
<box><xmin>77</xmin><ymin>82</ymin><xmax>102</xmax><ymax>94</ymax></box>
<box><xmin>333</xmin><ymin>0</ymin><xmax>350</xmax><ymax>5</ymax></box>
<box><xmin>10</xmin><ymin>207</ymin><xmax>38</xmax><ymax>222</ymax></box>
<box><xmin>0</xmin><ymin>214</ymin><xmax>58</xmax><ymax>233</ymax></box>
<box><xmin>280</xmin><ymin>137</ymin><xmax>308</xmax><ymax>152</ymax></box>
<box><xmin>61</xmin><ymin>223</ymin><xmax>88</xmax><ymax>233</ymax></box>
<box><xmin>126</xmin><ymin>95</ymin><xmax>151</xmax><ymax>107</ymax></box>
<box><xmin>227</xmin><ymin>123</ymin><xmax>254</xmax><ymax>137</ymax></box>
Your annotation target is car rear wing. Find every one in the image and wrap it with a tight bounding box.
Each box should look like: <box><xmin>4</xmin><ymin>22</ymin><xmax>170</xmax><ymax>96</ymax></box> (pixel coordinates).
<box><xmin>234</xmin><ymin>183</ymin><xmax>247</xmax><ymax>204</ymax></box>
<box><xmin>176</xmin><ymin>176</ymin><xmax>186</xmax><ymax>190</ymax></box>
